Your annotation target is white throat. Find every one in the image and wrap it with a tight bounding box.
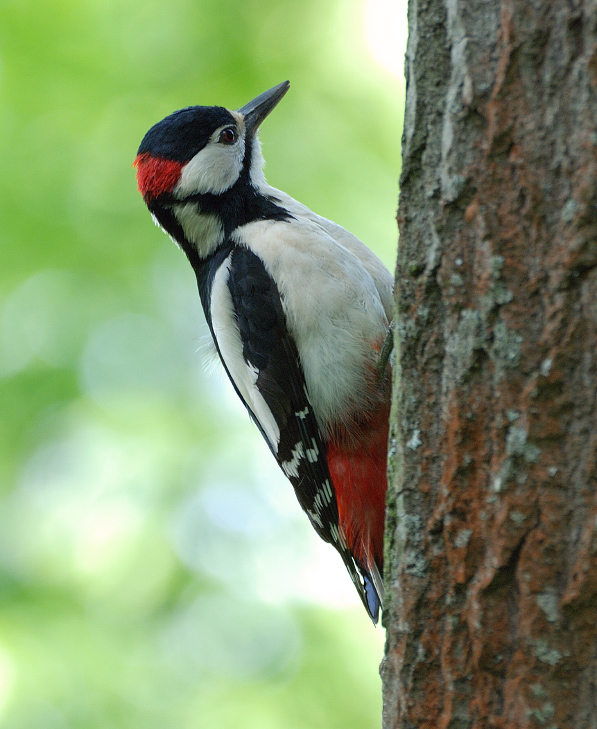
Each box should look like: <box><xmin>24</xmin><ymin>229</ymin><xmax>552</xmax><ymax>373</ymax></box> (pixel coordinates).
<box><xmin>173</xmin><ymin>202</ymin><xmax>224</xmax><ymax>257</ymax></box>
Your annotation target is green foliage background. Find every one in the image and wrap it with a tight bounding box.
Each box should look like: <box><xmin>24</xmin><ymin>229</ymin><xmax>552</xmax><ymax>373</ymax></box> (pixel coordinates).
<box><xmin>0</xmin><ymin>0</ymin><xmax>403</xmax><ymax>726</ymax></box>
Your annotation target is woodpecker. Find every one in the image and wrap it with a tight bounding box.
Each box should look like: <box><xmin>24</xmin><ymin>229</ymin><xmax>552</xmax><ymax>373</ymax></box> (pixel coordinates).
<box><xmin>135</xmin><ymin>81</ymin><xmax>393</xmax><ymax>623</ymax></box>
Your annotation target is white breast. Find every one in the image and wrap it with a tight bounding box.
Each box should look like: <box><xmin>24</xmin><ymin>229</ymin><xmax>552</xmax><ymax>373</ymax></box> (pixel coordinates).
<box><xmin>232</xmin><ymin>210</ymin><xmax>392</xmax><ymax>433</ymax></box>
<box><xmin>266</xmin><ymin>187</ymin><xmax>394</xmax><ymax>321</ymax></box>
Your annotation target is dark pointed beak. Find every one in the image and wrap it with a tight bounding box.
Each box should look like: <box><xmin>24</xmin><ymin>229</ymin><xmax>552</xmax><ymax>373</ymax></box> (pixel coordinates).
<box><xmin>238</xmin><ymin>81</ymin><xmax>290</xmax><ymax>136</ymax></box>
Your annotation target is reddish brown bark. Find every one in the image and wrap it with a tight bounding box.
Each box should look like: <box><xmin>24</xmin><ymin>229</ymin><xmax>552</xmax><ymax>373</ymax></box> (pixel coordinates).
<box><xmin>382</xmin><ymin>0</ymin><xmax>597</xmax><ymax>726</ymax></box>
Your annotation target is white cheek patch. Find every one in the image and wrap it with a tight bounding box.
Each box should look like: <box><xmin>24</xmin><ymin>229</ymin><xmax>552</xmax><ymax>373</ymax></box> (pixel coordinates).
<box><xmin>175</xmin><ymin>130</ymin><xmax>246</xmax><ymax>196</ymax></box>
<box><xmin>210</xmin><ymin>258</ymin><xmax>281</xmax><ymax>451</ymax></box>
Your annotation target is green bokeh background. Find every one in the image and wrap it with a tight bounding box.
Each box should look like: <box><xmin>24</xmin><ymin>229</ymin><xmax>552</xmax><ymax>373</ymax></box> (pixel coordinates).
<box><xmin>0</xmin><ymin>0</ymin><xmax>403</xmax><ymax>726</ymax></box>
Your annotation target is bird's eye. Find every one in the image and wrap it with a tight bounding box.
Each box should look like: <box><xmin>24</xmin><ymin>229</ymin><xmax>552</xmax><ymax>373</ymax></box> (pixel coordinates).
<box><xmin>219</xmin><ymin>127</ymin><xmax>237</xmax><ymax>145</ymax></box>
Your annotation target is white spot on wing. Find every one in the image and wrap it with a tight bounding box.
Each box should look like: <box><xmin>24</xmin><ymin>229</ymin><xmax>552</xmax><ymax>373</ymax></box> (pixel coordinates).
<box><xmin>306</xmin><ymin>448</ymin><xmax>318</xmax><ymax>463</ymax></box>
<box><xmin>307</xmin><ymin>508</ymin><xmax>323</xmax><ymax>528</ymax></box>
<box><xmin>210</xmin><ymin>257</ymin><xmax>280</xmax><ymax>450</ymax></box>
<box><xmin>282</xmin><ymin>441</ymin><xmax>305</xmax><ymax>478</ymax></box>
<box><xmin>305</xmin><ymin>438</ymin><xmax>319</xmax><ymax>464</ymax></box>
<box><xmin>313</xmin><ymin>493</ymin><xmax>323</xmax><ymax>513</ymax></box>
<box><xmin>322</xmin><ymin>479</ymin><xmax>333</xmax><ymax>504</ymax></box>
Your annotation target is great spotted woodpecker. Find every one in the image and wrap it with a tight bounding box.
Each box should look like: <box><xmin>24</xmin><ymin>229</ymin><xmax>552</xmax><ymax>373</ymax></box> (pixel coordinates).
<box><xmin>135</xmin><ymin>81</ymin><xmax>393</xmax><ymax>623</ymax></box>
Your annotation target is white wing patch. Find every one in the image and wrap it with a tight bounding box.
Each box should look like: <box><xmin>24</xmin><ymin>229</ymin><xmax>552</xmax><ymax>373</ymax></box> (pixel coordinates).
<box><xmin>307</xmin><ymin>508</ymin><xmax>324</xmax><ymax>529</ymax></box>
<box><xmin>321</xmin><ymin>478</ymin><xmax>333</xmax><ymax>504</ymax></box>
<box><xmin>306</xmin><ymin>439</ymin><xmax>319</xmax><ymax>463</ymax></box>
<box><xmin>210</xmin><ymin>257</ymin><xmax>281</xmax><ymax>451</ymax></box>
<box><xmin>281</xmin><ymin>441</ymin><xmax>305</xmax><ymax>478</ymax></box>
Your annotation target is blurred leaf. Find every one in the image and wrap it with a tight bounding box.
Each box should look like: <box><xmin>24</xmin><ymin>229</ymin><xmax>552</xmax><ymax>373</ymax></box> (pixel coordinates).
<box><xmin>0</xmin><ymin>0</ymin><xmax>402</xmax><ymax>725</ymax></box>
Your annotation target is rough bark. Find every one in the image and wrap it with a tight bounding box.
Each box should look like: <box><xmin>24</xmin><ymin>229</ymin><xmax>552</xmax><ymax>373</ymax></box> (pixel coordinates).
<box><xmin>382</xmin><ymin>1</ymin><xmax>597</xmax><ymax>726</ymax></box>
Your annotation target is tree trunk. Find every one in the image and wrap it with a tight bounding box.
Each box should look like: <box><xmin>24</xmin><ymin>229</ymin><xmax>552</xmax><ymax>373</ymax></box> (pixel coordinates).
<box><xmin>382</xmin><ymin>1</ymin><xmax>597</xmax><ymax>726</ymax></box>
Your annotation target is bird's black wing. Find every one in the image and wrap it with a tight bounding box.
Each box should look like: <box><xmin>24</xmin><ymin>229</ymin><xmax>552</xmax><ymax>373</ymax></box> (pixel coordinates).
<box><xmin>195</xmin><ymin>243</ymin><xmax>379</xmax><ymax>621</ymax></box>
<box><xmin>228</xmin><ymin>246</ymin><xmax>338</xmax><ymax>540</ymax></box>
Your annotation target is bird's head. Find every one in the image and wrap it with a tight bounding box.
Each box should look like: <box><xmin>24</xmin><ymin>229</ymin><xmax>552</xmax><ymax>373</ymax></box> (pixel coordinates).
<box><xmin>134</xmin><ymin>81</ymin><xmax>290</xmax><ymax>205</ymax></box>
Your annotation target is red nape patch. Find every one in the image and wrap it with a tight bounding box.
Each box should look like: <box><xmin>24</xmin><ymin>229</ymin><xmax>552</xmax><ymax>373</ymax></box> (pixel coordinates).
<box><xmin>134</xmin><ymin>153</ymin><xmax>184</xmax><ymax>201</ymax></box>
